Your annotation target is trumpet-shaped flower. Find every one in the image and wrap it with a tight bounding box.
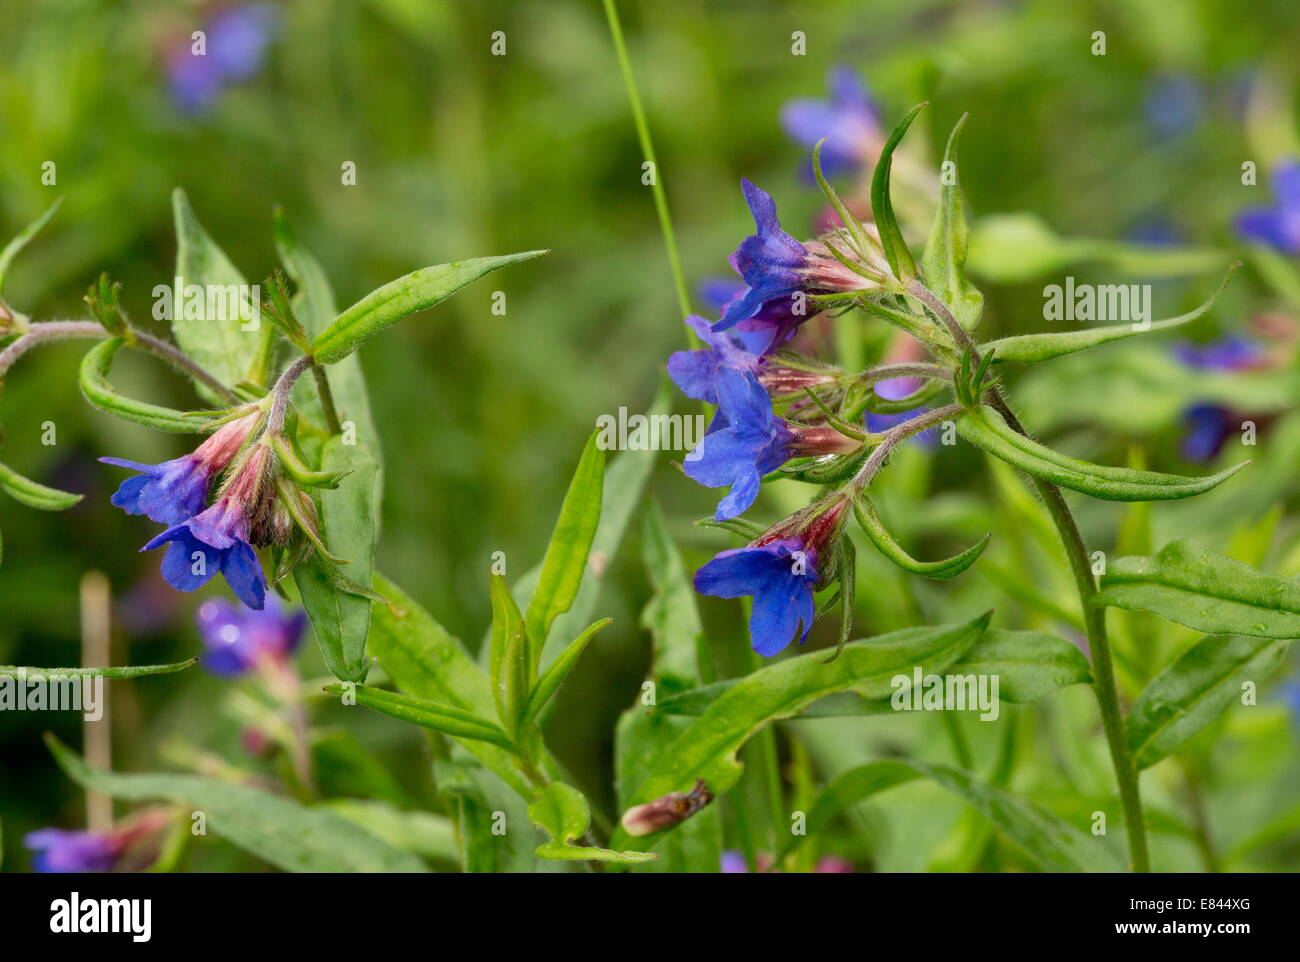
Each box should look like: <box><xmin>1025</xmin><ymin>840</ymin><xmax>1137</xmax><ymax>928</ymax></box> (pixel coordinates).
<box><xmin>781</xmin><ymin>66</ymin><xmax>882</xmax><ymax>178</ymax></box>
<box><xmin>196</xmin><ymin>593</ymin><xmax>307</xmax><ymax>676</ymax></box>
<box><xmin>695</xmin><ymin>538</ymin><xmax>820</xmax><ymax>656</ymax></box>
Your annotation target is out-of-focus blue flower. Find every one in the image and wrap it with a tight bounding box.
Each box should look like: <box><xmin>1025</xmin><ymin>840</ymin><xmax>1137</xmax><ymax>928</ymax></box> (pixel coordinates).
<box><xmin>24</xmin><ymin>829</ymin><xmax>119</xmax><ymax>873</ymax></box>
<box><xmin>1180</xmin><ymin>403</ymin><xmax>1238</xmax><ymax>462</ymax></box>
<box><xmin>168</xmin><ymin>5</ymin><xmax>279</xmax><ymax>113</ymax></box>
<box><xmin>1282</xmin><ymin>679</ymin><xmax>1300</xmax><ymax>732</ymax></box>
<box><xmin>699</xmin><ymin>277</ymin><xmax>745</xmax><ymax>314</ymax></box>
<box><xmin>1144</xmin><ymin>74</ymin><xmax>1202</xmax><ymax>138</ymax></box>
<box><xmin>1172</xmin><ymin>336</ymin><xmax>1264</xmax><ymax>462</ymax></box>
<box><xmin>197</xmin><ymin>593</ymin><xmax>307</xmax><ymax>676</ymax></box>
<box><xmin>100</xmin><ymin>413</ymin><xmax>257</xmax><ymax>525</ymax></box>
<box><xmin>141</xmin><ymin>447</ymin><xmax>271</xmax><ymax>609</ymax></box>
<box><xmin>1236</xmin><ymin>160</ymin><xmax>1300</xmax><ymax>254</ymax></box>
<box><xmin>695</xmin><ymin>538</ymin><xmax>820</xmax><ymax>656</ymax></box>
<box><xmin>781</xmin><ymin>65</ymin><xmax>881</xmax><ymax>178</ymax></box>
<box><xmin>684</xmin><ymin>367</ymin><xmax>798</xmax><ymax>519</ymax></box>
<box><xmin>1172</xmin><ymin>335</ymin><xmax>1266</xmax><ymax>371</ymax></box>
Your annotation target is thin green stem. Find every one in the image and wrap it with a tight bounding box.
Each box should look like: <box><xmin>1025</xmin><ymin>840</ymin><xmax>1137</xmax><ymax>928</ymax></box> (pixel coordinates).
<box><xmin>601</xmin><ymin>0</ymin><xmax>694</xmax><ymax>327</ymax></box>
<box><xmin>310</xmin><ymin>362</ymin><xmax>343</xmax><ymax>436</ymax></box>
<box><xmin>989</xmin><ymin>392</ymin><xmax>1150</xmax><ymax>873</ymax></box>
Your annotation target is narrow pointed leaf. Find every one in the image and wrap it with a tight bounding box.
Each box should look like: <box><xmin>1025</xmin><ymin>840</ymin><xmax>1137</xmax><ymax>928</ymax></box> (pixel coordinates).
<box><xmin>326</xmin><ymin>683</ymin><xmax>514</xmax><ymax>750</ymax></box>
<box><xmin>0</xmin><ymin>198</ymin><xmax>62</xmax><ymax>298</ymax></box>
<box><xmin>987</xmin><ymin>264</ymin><xmax>1239</xmax><ymax>364</ymax></box>
<box><xmin>920</xmin><ymin>114</ymin><xmax>983</xmax><ymax>328</ymax></box>
<box><xmin>521</xmin><ymin>618</ymin><xmax>612</xmax><ymax>726</ymax></box>
<box><xmin>489</xmin><ymin>573</ymin><xmax>527</xmax><ymax>727</ymax></box>
<box><xmin>1</xmin><ymin>659</ymin><xmax>195</xmax><ymax>679</ymax></box>
<box><xmin>958</xmin><ymin>405</ymin><xmax>1248</xmax><ymax>502</ymax></box>
<box><xmin>1092</xmin><ymin>540</ymin><xmax>1300</xmax><ymax>638</ymax></box>
<box><xmin>0</xmin><ymin>460</ymin><xmax>82</xmax><ymax>510</ymax></box>
<box><xmin>870</xmin><ymin>102</ymin><xmax>927</xmax><ymax>281</ymax></box>
<box><xmin>80</xmin><ymin>339</ymin><xmax>204</xmax><ymax>433</ymax></box>
<box><xmin>312</xmin><ymin>251</ymin><xmax>547</xmax><ymax>364</ymax></box>
<box><xmin>46</xmin><ymin>734</ymin><xmax>426</xmax><ymax>872</ymax></box>
<box><xmin>854</xmin><ymin>496</ymin><xmax>989</xmax><ymax>580</ymax></box>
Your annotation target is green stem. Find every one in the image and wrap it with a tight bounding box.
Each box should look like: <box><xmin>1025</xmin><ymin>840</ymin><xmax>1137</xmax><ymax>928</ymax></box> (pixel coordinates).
<box><xmin>989</xmin><ymin>393</ymin><xmax>1150</xmax><ymax>873</ymax></box>
<box><xmin>601</xmin><ymin>0</ymin><xmax>693</xmax><ymax>325</ymax></box>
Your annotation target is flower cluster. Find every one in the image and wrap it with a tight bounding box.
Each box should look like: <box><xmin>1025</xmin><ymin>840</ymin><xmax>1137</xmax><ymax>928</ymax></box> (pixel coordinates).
<box><xmin>102</xmin><ymin>407</ymin><xmax>285</xmax><ymax>610</ymax></box>
<box><xmin>25</xmin><ymin>809</ymin><xmax>170</xmax><ymax>873</ymax></box>
<box><xmin>167</xmin><ymin>4</ymin><xmax>279</xmax><ymax>114</ymax></box>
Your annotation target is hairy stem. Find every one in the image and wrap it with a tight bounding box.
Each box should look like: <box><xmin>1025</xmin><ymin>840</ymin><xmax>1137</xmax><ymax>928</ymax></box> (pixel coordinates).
<box><xmin>988</xmin><ymin>391</ymin><xmax>1150</xmax><ymax>873</ymax></box>
<box><xmin>851</xmin><ymin>402</ymin><xmax>963</xmax><ymax>489</ymax></box>
<box><xmin>0</xmin><ymin>320</ymin><xmax>239</xmax><ymax>403</ymax></box>
<box><xmin>268</xmin><ymin>354</ymin><xmax>313</xmax><ymax>434</ymax></box>
<box><xmin>310</xmin><ymin>362</ymin><xmax>343</xmax><ymax>435</ymax></box>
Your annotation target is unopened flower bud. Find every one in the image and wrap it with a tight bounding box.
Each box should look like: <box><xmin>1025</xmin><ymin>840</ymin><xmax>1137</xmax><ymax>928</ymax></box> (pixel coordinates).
<box><xmin>620</xmin><ymin>779</ymin><xmax>714</xmax><ymax>837</ymax></box>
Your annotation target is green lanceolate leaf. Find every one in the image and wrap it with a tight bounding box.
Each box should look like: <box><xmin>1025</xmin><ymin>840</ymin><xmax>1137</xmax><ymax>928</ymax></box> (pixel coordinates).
<box><xmin>1092</xmin><ymin>539</ymin><xmax>1300</xmax><ymax>638</ymax></box>
<box><xmin>294</xmin><ymin>436</ymin><xmax>381</xmax><ymax>682</ymax></box>
<box><xmin>986</xmin><ymin>264</ymin><xmax>1239</xmax><ymax>364</ymax></box>
<box><xmin>641</xmin><ymin>500</ymin><xmax>706</xmax><ymax>691</ymax></box>
<box><xmin>529</xmin><ymin>782</ymin><xmax>658</xmax><ymax>864</ymax></box>
<box><xmin>655</xmin><ymin>626</ymin><xmax>1089</xmax><ymax>717</ymax></box>
<box><xmin>0</xmin><ymin>460</ymin><xmax>82</xmax><ymax>510</ymax></box>
<box><xmin>368</xmin><ymin>573</ymin><xmax>532</xmax><ymax>798</ymax></box>
<box><xmin>521</xmin><ymin>618</ymin><xmax>612</xmax><ymax>726</ymax></box>
<box><xmin>324</xmin><ymin>683</ymin><xmax>515</xmax><ymax>751</ymax></box>
<box><xmin>609</xmin><ymin>614</ymin><xmax>990</xmax><ymax>849</ymax></box>
<box><xmin>523</xmin><ymin>431</ymin><xmax>605</xmax><ymax>668</ymax></box>
<box><xmin>854</xmin><ymin>495</ymin><xmax>989</xmax><ymax>580</ymax></box>
<box><xmin>954</xmin><ymin>628</ymin><xmax>1092</xmax><ymax>702</ymax></box>
<box><xmin>778</xmin><ymin>760</ymin><xmax>1122</xmax><ymax>872</ymax></box>
<box><xmin>1127</xmin><ymin>634</ymin><xmax>1290</xmax><ymax>770</ymax></box>
<box><xmin>79</xmin><ymin>339</ymin><xmax>205</xmax><ymax>433</ymax></box>
<box><xmin>488</xmin><ymin>573</ymin><xmax>528</xmax><ymax>730</ymax></box>
<box><xmin>46</xmin><ymin>734</ymin><xmax>425</xmax><ymax>872</ymax></box>
<box><xmin>0</xmin><ymin>659</ymin><xmax>195</xmax><ymax>679</ymax></box>
<box><xmin>0</xmin><ymin>198</ymin><xmax>62</xmax><ymax>299</ymax></box>
<box><xmin>312</xmin><ymin>251</ymin><xmax>547</xmax><ymax>364</ymax></box>
<box><xmin>958</xmin><ymin>405</ymin><xmax>1248</xmax><ymax>502</ymax></box>
<box><xmin>171</xmin><ymin>189</ymin><xmax>260</xmax><ymax>399</ymax></box>
<box><xmin>920</xmin><ymin>113</ymin><xmax>983</xmax><ymax>329</ymax></box>
<box><xmin>871</xmin><ymin>102</ymin><xmax>927</xmax><ymax>282</ymax></box>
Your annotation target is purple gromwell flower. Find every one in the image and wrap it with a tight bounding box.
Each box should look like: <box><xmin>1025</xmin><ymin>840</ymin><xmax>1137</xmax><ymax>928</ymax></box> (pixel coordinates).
<box><xmin>695</xmin><ymin>537</ymin><xmax>820</xmax><ymax>656</ymax></box>
<box><xmin>24</xmin><ymin>828</ymin><xmax>120</xmax><ymax>873</ymax></box>
<box><xmin>781</xmin><ymin>65</ymin><xmax>881</xmax><ymax>178</ymax></box>
<box><xmin>683</xmin><ymin>367</ymin><xmax>797</xmax><ymax>519</ymax></box>
<box><xmin>716</xmin><ymin>180</ymin><xmax>811</xmax><ymax>331</ymax></box>
<box><xmin>100</xmin><ymin>413</ymin><xmax>257</xmax><ymax>525</ymax></box>
<box><xmin>167</xmin><ymin>4</ymin><xmax>279</xmax><ymax>113</ymax></box>
<box><xmin>667</xmin><ymin>315</ymin><xmax>766</xmax><ymax>404</ymax></box>
<box><xmin>1171</xmin><ymin>335</ymin><xmax>1267</xmax><ymax>372</ymax></box>
<box><xmin>1180</xmin><ymin>403</ymin><xmax>1237</xmax><ymax>463</ymax></box>
<box><xmin>197</xmin><ymin>593</ymin><xmax>307</xmax><ymax>677</ymax></box>
<box><xmin>1236</xmin><ymin>160</ymin><xmax>1300</xmax><ymax>254</ymax></box>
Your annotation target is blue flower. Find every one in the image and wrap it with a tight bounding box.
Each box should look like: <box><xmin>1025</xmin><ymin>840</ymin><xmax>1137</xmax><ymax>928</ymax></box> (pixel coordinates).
<box><xmin>668</xmin><ymin>316</ymin><xmax>767</xmax><ymax>403</ymax></box>
<box><xmin>197</xmin><ymin>593</ymin><xmax>307</xmax><ymax>676</ymax></box>
<box><xmin>1180</xmin><ymin>403</ymin><xmax>1238</xmax><ymax>462</ymax></box>
<box><xmin>695</xmin><ymin>538</ymin><xmax>820</xmax><ymax>656</ymax></box>
<box><xmin>168</xmin><ymin>4</ymin><xmax>278</xmax><ymax>113</ymax></box>
<box><xmin>1144</xmin><ymin>74</ymin><xmax>1202</xmax><ymax>138</ymax></box>
<box><xmin>100</xmin><ymin>413</ymin><xmax>256</xmax><ymax>525</ymax></box>
<box><xmin>683</xmin><ymin>367</ymin><xmax>796</xmax><ymax>519</ymax></box>
<box><xmin>24</xmin><ymin>829</ymin><xmax>119</xmax><ymax>873</ymax></box>
<box><xmin>1236</xmin><ymin>160</ymin><xmax>1300</xmax><ymax>254</ymax></box>
<box><xmin>1172</xmin><ymin>335</ymin><xmax>1266</xmax><ymax>372</ymax></box>
<box><xmin>716</xmin><ymin>180</ymin><xmax>811</xmax><ymax>331</ymax></box>
<box><xmin>781</xmin><ymin>66</ymin><xmax>881</xmax><ymax>178</ymax></box>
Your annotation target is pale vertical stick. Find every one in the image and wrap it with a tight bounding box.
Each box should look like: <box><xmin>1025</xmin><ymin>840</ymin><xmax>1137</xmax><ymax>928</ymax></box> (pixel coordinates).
<box><xmin>80</xmin><ymin>571</ymin><xmax>112</xmax><ymax>833</ymax></box>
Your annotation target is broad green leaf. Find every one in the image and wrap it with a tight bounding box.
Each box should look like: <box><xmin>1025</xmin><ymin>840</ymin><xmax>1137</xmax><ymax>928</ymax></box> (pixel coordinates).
<box><xmin>986</xmin><ymin>264</ymin><xmax>1238</xmax><ymax>364</ymax></box>
<box><xmin>0</xmin><ymin>659</ymin><xmax>195</xmax><ymax>679</ymax></box>
<box><xmin>0</xmin><ymin>460</ymin><xmax>82</xmax><ymax>510</ymax></box>
<box><xmin>294</xmin><ymin>436</ymin><xmax>380</xmax><ymax>681</ymax></box>
<box><xmin>274</xmin><ymin>211</ymin><xmax>379</xmax><ymax>449</ymax></box>
<box><xmin>325</xmin><ymin>683</ymin><xmax>515</xmax><ymax>751</ymax></box>
<box><xmin>871</xmin><ymin>102</ymin><xmax>927</xmax><ymax>281</ymax></box>
<box><xmin>854</xmin><ymin>496</ymin><xmax>988</xmax><ymax>580</ymax></box>
<box><xmin>0</xmin><ymin>198</ymin><xmax>62</xmax><ymax>299</ymax></box>
<box><xmin>968</xmin><ymin>212</ymin><xmax>1225</xmax><ymax>283</ymax></box>
<box><xmin>529</xmin><ymin>782</ymin><xmax>658</xmax><ymax>864</ymax></box>
<box><xmin>47</xmin><ymin>734</ymin><xmax>426</xmax><ymax>872</ymax></box>
<box><xmin>654</xmin><ymin>626</ymin><xmax>1089</xmax><ymax>716</ymax></box>
<box><xmin>312</xmin><ymin>251</ymin><xmax>547</xmax><ymax>364</ymax></box>
<box><xmin>171</xmin><ymin>189</ymin><xmax>259</xmax><ymax>399</ymax></box>
<box><xmin>1127</xmin><ymin>634</ymin><xmax>1290</xmax><ymax>769</ymax></box>
<box><xmin>1093</xmin><ymin>540</ymin><xmax>1300</xmax><ymax>639</ymax></box>
<box><xmin>780</xmin><ymin>760</ymin><xmax>1124</xmax><ymax>872</ymax></box>
<box><xmin>79</xmin><ymin>339</ymin><xmax>204</xmax><ymax>433</ymax></box>
<box><xmin>609</xmin><ymin>614</ymin><xmax>991</xmax><ymax>849</ymax></box>
<box><xmin>521</xmin><ymin>618</ymin><xmax>612</xmax><ymax>725</ymax></box>
<box><xmin>958</xmin><ymin>405</ymin><xmax>1248</xmax><ymax>502</ymax></box>
<box><xmin>368</xmin><ymin>573</ymin><xmax>531</xmax><ymax>798</ymax></box>
<box><xmin>523</xmin><ymin>431</ymin><xmax>604</xmax><ymax>667</ymax></box>
<box><xmin>324</xmin><ymin>799</ymin><xmax>456</xmax><ymax>862</ymax></box>
<box><xmin>920</xmin><ymin>114</ymin><xmax>983</xmax><ymax>329</ymax></box>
